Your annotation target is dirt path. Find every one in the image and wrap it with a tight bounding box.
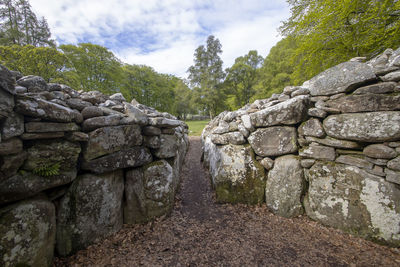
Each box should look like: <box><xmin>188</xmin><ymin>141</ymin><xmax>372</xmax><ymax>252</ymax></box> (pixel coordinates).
<box><xmin>55</xmin><ymin>137</ymin><xmax>400</xmax><ymax>266</ymax></box>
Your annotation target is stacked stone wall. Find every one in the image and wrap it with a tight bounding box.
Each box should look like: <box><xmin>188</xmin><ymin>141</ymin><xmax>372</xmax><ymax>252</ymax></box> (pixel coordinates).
<box><xmin>202</xmin><ymin>48</ymin><xmax>400</xmax><ymax>247</ymax></box>
<box><xmin>0</xmin><ymin>66</ymin><xmax>189</xmax><ymax>266</ymax></box>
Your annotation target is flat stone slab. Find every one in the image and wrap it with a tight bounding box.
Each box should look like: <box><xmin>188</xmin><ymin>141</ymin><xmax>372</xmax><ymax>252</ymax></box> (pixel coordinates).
<box><xmin>303</xmin><ymin>61</ymin><xmax>376</xmax><ymax>96</ymax></box>
<box><xmin>326</xmin><ymin>94</ymin><xmax>400</xmax><ymax>113</ymax></box>
<box><xmin>25</xmin><ymin>122</ymin><xmax>80</xmax><ymax>133</ymax></box>
<box><xmin>81</xmin><ymin>146</ymin><xmax>153</xmax><ymax>174</ymax></box>
<box><xmin>323</xmin><ymin>111</ymin><xmax>400</xmax><ymax>142</ymax></box>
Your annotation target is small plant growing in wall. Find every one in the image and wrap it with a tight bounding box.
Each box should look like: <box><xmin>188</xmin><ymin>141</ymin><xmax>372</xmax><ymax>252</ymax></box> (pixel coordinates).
<box><xmin>33</xmin><ymin>162</ymin><xmax>61</xmax><ymax>177</ymax></box>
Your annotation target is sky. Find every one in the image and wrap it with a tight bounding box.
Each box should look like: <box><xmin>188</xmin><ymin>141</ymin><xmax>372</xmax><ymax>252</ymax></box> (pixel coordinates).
<box><xmin>29</xmin><ymin>0</ymin><xmax>290</xmax><ymax>78</ymax></box>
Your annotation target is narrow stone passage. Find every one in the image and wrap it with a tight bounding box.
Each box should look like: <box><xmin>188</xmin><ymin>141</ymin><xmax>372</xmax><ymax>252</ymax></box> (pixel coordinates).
<box><xmin>54</xmin><ymin>137</ymin><xmax>400</xmax><ymax>266</ymax></box>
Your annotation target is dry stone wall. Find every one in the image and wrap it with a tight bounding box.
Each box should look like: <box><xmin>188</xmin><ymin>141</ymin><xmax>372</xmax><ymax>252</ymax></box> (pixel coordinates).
<box><xmin>202</xmin><ymin>48</ymin><xmax>400</xmax><ymax>247</ymax></box>
<box><xmin>0</xmin><ymin>66</ymin><xmax>189</xmax><ymax>266</ymax></box>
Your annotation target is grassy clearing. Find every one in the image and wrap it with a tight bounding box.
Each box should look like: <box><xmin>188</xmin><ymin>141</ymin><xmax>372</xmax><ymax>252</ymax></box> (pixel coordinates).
<box><xmin>185</xmin><ymin>120</ymin><xmax>210</xmax><ymax>136</ymax></box>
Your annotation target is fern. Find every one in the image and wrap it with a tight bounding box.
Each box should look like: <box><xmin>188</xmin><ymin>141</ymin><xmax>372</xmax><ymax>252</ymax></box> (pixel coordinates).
<box><xmin>33</xmin><ymin>162</ymin><xmax>61</xmax><ymax>177</ymax></box>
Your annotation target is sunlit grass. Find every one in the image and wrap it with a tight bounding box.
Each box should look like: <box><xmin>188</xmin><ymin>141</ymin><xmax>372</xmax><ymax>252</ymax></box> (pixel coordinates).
<box><xmin>185</xmin><ymin>120</ymin><xmax>210</xmax><ymax>136</ymax></box>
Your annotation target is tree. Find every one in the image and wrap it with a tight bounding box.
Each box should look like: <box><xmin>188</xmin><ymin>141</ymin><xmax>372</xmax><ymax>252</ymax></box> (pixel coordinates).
<box><xmin>252</xmin><ymin>36</ymin><xmax>297</xmax><ymax>100</ymax></box>
<box><xmin>224</xmin><ymin>50</ymin><xmax>263</xmax><ymax>109</ymax></box>
<box><xmin>59</xmin><ymin>43</ymin><xmax>123</xmax><ymax>94</ymax></box>
<box><xmin>0</xmin><ymin>0</ymin><xmax>55</xmax><ymax>47</ymax></box>
<box><xmin>0</xmin><ymin>45</ymin><xmax>68</xmax><ymax>82</ymax></box>
<box><xmin>187</xmin><ymin>35</ymin><xmax>226</xmax><ymax>118</ymax></box>
<box><xmin>280</xmin><ymin>0</ymin><xmax>400</xmax><ymax>84</ymax></box>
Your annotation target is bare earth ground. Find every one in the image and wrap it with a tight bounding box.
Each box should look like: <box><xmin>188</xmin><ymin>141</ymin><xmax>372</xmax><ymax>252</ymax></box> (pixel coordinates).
<box><xmin>54</xmin><ymin>137</ymin><xmax>400</xmax><ymax>267</ymax></box>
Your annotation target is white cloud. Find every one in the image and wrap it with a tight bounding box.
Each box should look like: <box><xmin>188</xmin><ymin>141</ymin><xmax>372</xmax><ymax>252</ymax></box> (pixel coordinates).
<box><xmin>29</xmin><ymin>0</ymin><xmax>290</xmax><ymax>78</ymax></box>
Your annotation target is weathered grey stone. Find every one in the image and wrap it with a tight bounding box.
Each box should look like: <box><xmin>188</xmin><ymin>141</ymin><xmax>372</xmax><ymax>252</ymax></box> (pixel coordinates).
<box><xmin>25</xmin><ymin>122</ymin><xmax>80</xmax><ymax>133</ymax></box>
<box><xmin>0</xmin><ymin>151</ymin><xmax>27</xmax><ymax>181</ymax></box>
<box><xmin>260</xmin><ymin>157</ymin><xmax>274</xmax><ymax>170</ymax></box>
<box><xmin>329</xmin><ymin>93</ymin><xmax>346</xmax><ymax>100</ymax></box>
<box><xmin>81</xmin><ymin>106</ymin><xmax>103</xmax><ymax>119</ymax></box>
<box><xmin>153</xmin><ymin>134</ymin><xmax>178</xmax><ymax>158</ymax></box>
<box><xmin>204</xmin><ymin>141</ymin><xmax>265</xmax><ymax>204</ymax></box>
<box><xmin>387</xmin><ymin>156</ymin><xmax>400</xmax><ymax>171</ymax></box>
<box><xmin>310</xmin><ymin>96</ymin><xmax>330</xmax><ymax>102</ymax></box>
<box><xmin>124</xmin><ymin>160</ymin><xmax>176</xmax><ymax>223</ymax></box>
<box><xmin>98</xmin><ymin>106</ymin><xmax>123</xmax><ymax>116</ymax></box>
<box><xmin>353</xmin><ymin>82</ymin><xmax>397</xmax><ymax>95</ymax></box>
<box><xmin>336</xmin><ymin>149</ymin><xmax>364</xmax><ymax>156</ymax></box>
<box><xmin>241</xmin><ymin>114</ymin><xmax>254</xmax><ymax>132</ymax></box>
<box><xmin>109</xmin><ymin>92</ymin><xmax>126</xmax><ymax>102</ymax></box>
<box><xmin>299</xmin><ymin>145</ymin><xmax>336</xmax><ymax>161</ymax></box>
<box><xmin>301</xmin><ymin>159</ymin><xmax>315</xmax><ymax>168</ymax></box>
<box><xmin>381</xmin><ymin>70</ymin><xmax>400</xmax><ymax>82</ymax></box>
<box><xmin>15</xmin><ymin>95</ymin><xmax>77</xmax><ymax>122</ymax></box>
<box><xmin>0</xmin><ymin>198</ymin><xmax>55</xmax><ymax>267</ymax></box>
<box><xmin>1</xmin><ymin>112</ymin><xmax>24</xmax><ymax>140</ymax></box>
<box><xmin>148</xmin><ymin>117</ymin><xmax>180</xmax><ymax>128</ymax></box>
<box><xmin>305</xmin><ymin>136</ymin><xmax>361</xmax><ymax>149</ymax></box>
<box><xmin>66</xmin><ymin>98</ymin><xmax>92</xmax><ymax>111</ymax></box>
<box><xmin>283</xmin><ymin>86</ymin><xmax>300</xmax><ymax>95</ymax></box>
<box><xmin>365</xmin><ymin>157</ymin><xmax>389</xmax><ymax>166</ymax></box>
<box><xmin>123</xmin><ymin>103</ymin><xmax>148</xmax><ymax>125</ymax></box>
<box><xmin>17</xmin><ymin>75</ymin><xmax>47</xmax><ymax>92</ymax></box>
<box><xmin>57</xmin><ymin>171</ymin><xmax>124</xmax><ymax>256</ymax></box>
<box><xmin>303</xmin><ymin>61</ymin><xmax>376</xmax><ymax>96</ymax></box>
<box><xmin>248</xmin><ymin>127</ymin><xmax>298</xmax><ymax>157</ymax></box>
<box><xmin>210</xmin><ymin>134</ymin><xmax>228</xmax><ymax>145</ymax></box>
<box><xmin>142</xmin><ymin>126</ymin><xmax>161</xmax><ymax>136</ymax></box>
<box><xmin>305</xmin><ymin>162</ymin><xmax>400</xmax><ymax>246</ymax></box>
<box><xmin>83</xmin><ymin>125</ymin><xmax>143</xmax><ymax>161</ymax></box>
<box><xmin>315</xmin><ymin>100</ymin><xmax>341</xmax><ymax>114</ymax></box>
<box><xmin>266</xmin><ymin>155</ymin><xmax>305</xmax><ymax>218</ymax></box>
<box><xmin>250</xmin><ymin>95</ymin><xmax>310</xmax><ymax>127</ymax></box>
<box><xmin>326</xmin><ymin>94</ymin><xmax>400</xmax><ymax>113</ymax></box>
<box><xmin>82</xmin><ymin>114</ymin><xmax>121</xmax><ymax>132</ymax></box>
<box><xmin>0</xmin><ymin>64</ymin><xmax>15</xmax><ymax>95</ymax></box>
<box><xmin>298</xmin><ymin>118</ymin><xmax>325</xmax><ymax>137</ymax></box>
<box><xmin>278</xmin><ymin>94</ymin><xmax>290</xmax><ymax>101</ymax></box>
<box><xmin>81</xmin><ymin>146</ymin><xmax>152</xmax><ymax>174</ymax></box>
<box><xmin>385</xmin><ymin>168</ymin><xmax>400</xmax><ymax>185</ymax></box>
<box><xmin>367</xmin><ymin>165</ymin><xmax>386</xmax><ymax>177</ymax></box>
<box><xmin>388</xmin><ymin>142</ymin><xmax>400</xmax><ymax>148</ymax></box>
<box><xmin>14</xmin><ymin>85</ymin><xmax>27</xmax><ymax>94</ymax></box>
<box><xmin>363</xmin><ymin>144</ymin><xmax>397</xmax><ymax>159</ymax></box>
<box><xmin>21</xmin><ymin>132</ymin><xmax>64</xmax><ymax>140</ymax></box>
<box><xmin>224</xmin><ymin>131</ymin><xmax>246</xmax><ymax>145</ymax></box>
<box><xmin>323</xmin><ymin>112</ymin><xmax>400</xmax><ymax>142</ymax></box>
<box><xmin>80</xmin><ymin>90</ymin><xmax>107</xmax><ymax>104</ymax></box>
<box><xmin>0</xmin><ymin>89</ymin><xmax>15</xmax><ymax>114</ymax></box>
<box><xmin>336</xmin><ymin>155</ymin><xmax>373</xmax><ymax>170</ymax></box>
<box><xmin>223</xmin><ymin>111</ymin><xmax>236</xmax><ymax>122</ymax></box>
<box><xmin>65</xmin><ymin>131</ymin><xmax>89</xmax><ymax>142</ymax></box>
<box><xmin>162</xmin><ymin>128</ymin><xmax>175</xmax><ymax>134</ymax></box>
<box><xmin>291</xmin><ymin>87</ymin><xmax>309</xmax><ymax>97</ymax></box>
<box><xmin>212</xmin><ymin>120</ymin><xmax>229</xmax><ymax>134</ymax></box>
<box><xmin>228</xmin><ymin>121</ymin><xmax>238</xmax><ymax>132</ymax></box>
<box><xmin>0</xmin><ymin>138</ymin><xmax>23</xmax><ymax>155</ymax></box>
<box><xmin>237</xmin><ymin>122</ymin><xmax>250</xmax><ymax>137</ymax></box>
<box><xmin>143</xmin><ymin>135</ymin><xmax>161</xmax><ymax>149</ymax></box>
<box><xmin>308</xmin><ymin>108</ymin><xmax>327</xmax><ymax>118</ymax></box>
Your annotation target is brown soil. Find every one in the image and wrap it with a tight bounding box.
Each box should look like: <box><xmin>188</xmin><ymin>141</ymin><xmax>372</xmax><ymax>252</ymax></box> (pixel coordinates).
<box><xmin>54</xmin><ymin>136</ymin><xmax>400</xmax><ymax>267</ymax></box>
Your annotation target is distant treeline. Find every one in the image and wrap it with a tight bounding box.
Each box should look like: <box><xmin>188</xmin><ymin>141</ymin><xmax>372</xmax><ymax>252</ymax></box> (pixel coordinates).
<box><xmin>1</xmin><ymin>0</ymin><xmax>399</xmax><ymax>118</ymax></box>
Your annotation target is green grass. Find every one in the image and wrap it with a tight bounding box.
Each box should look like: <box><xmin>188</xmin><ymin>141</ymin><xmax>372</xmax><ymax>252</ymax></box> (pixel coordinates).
<box><xmin>185</xmin><ymin>120</ymin><xmax>210</xmax><ymax>136</ymax></box>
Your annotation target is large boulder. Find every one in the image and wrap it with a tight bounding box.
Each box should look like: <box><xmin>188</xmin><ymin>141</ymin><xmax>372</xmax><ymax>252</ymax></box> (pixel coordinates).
<box><xmin>248</xmin><ymin>127</ymin><xmax>298</xmax><ymax>157</ymax></box>
<box><xmin>0</xmin><ymin>198</ymin><xmax>56</xmax><ymax>267</ymax></box>
<box><xmin>153</xmin><ymin>134</ymin><xmax>179</xmax><ymax>158</ymax></box>
<box><xmin>56</xmin><ymin>170</ymin><xmax>124</xmax><ymax>256</ymax></box>
<box><xmin>0</xmin><ymin>140</ymin><xmax>81</xmax><ymax>205</ymax></box>
<box><xmin>83</xmin><ymin>125</ymin><xmax>143</xmax><ymax>161</ymax></box>
<box><xmin>304</xmin><ymin>161</ymin><xmax>400</xmax><ymax>247</ymax></box>
<box><xmin>303</xmin><ymin>61</ymin><xmax>376</xmax><ymax>96</ymax></box>
<box><xmin>17</xmin><ymin>75</ymin><xmax>48</xmax><ymax>92</ymax></box>
<box><xmin>205</xmin><ymin>139</ymin><xmax>265</xmax><ymax>204</ymax></box>
<box><xmin>1</xmin><ymin>112</ymin><xmax>24</xmax><ymax>140</ymax></box>
<box><xmin>265</xmin><ymin>155</ymin><xmax>305</xmax><ymax>218</ymax></box>
<box><xmin>0</xmin><ymin>64</ymin><xmax>15</xmax><ymax>95</ymax></box>
<box><xmin>124</xmin><ymin>160</ymin><xmax>176</xmax><ymax>223</ymax></box>
<box><xmin>323</xmin><ymin>111</ymin><xmax>400</xmax><ymax>142</ymax></box>
<box><xmin>249</xmin><ymin>95</ymin><xmax>310</xmax><ymax>127</ymax></box>
<box><xmin>81</xmin><ymin>146</ymin><xmax>153</xmax><ymax>173</ymax></box>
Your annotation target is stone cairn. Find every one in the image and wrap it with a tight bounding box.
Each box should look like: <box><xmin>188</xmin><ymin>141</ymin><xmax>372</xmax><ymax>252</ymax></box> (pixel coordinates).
<box><xmin>0</xmin><ymin>66</ymin><xmax>189</xmax><ymax>266</ymax></box>
<box><xmin>202</xmin><ymin>48</ymin><xmax>400</xmax><ymax>247</ymax></box>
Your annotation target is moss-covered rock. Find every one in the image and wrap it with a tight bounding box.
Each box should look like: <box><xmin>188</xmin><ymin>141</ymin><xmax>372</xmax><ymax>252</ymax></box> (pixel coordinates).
<box><xmin>305</xmin><ymin>161</ymin><xmax>400</xmax><ymax>247</ymax></box>
<box><xmin>0</xmin><ymin>198</ymin><xmax>56</xmax><ymax>267</ymax></box>
<box><xmin>56</xmin><ymin>170</ymin><xmax>124</xmax><ymax>256</ymax></box>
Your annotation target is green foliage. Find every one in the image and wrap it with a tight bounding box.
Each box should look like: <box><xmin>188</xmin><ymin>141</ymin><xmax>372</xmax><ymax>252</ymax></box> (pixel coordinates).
<box><xmin>59</xmin><ymin>43</ymin><xmax>123</xmax><ymax>94</ymax></box>
<box><xmin>252</xmin><ymin>36</ymin><xmax>298</xmax><ymax>100</ymax></box>
<box><xmin>280</xmin><ymin>0</ymin><xmax>400</xmax><ymax>84</ymax></box>
<box><xmin>187</xmin><ymin>35</ymin><xmax>226</xmax><ymax>118</ymax></box>
<box><xmin>33</xmin><ymin>162</ymin><xmax>60</xmax><ymax>177</ymax></box>
<box><xmin>0</xmin><ymin>0</ymin><xmax>55</xmax><ymax>47</ymax></box>
<box><xmin>0</xmin><ymin>44</ymin><xmax>68</xmax><ymax>82</ymax></box>
<box><xmin>224</xmin><ymin>50</ymin><xmax>263</xmax><ymax>109</ymax></box>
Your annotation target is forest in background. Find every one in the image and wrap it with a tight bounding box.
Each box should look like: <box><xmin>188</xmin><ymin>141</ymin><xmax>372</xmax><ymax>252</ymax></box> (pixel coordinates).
<box><xmin>1</xmin><ymin>0</ymin><xmax>399</xmax><ymax>118</ymax></box>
